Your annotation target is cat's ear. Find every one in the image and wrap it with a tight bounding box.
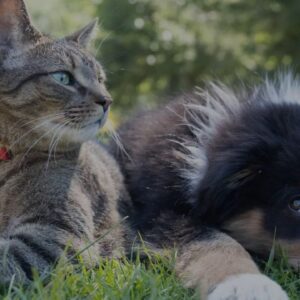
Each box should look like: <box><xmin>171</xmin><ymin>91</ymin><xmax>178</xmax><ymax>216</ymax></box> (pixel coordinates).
<box><xmin>0</xmin><ymin>0</ymin><xmax>41</xmax><ymax>51</ymax></box>
<box><xmin>66</xmin><ymin>19</ymin><xmax>98</xmax><ymax>48</ymax></box>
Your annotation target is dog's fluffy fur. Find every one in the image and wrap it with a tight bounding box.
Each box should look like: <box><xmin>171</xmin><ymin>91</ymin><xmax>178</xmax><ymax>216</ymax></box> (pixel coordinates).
<box><xmin>111</xmin><ymin>73</ymin><xmax>300</xmax><ymax>299</ymax></box>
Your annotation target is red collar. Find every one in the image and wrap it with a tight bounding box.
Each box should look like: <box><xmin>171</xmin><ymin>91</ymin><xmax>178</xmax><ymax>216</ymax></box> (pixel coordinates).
<box><xmin>0</xmin><ymin>147</ymin><xmax>11</xmax><ymax>161</ymax></box>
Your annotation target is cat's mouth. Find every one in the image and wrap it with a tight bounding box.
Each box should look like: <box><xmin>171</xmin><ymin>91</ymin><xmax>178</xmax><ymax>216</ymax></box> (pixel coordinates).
<box><xmin>62</xmin><ymin>106</ymin><xmax>109</xmax><ymax>131</ymax></box>
<box><xmin>45</xmin><ymin>108</ymin><xmax>110</xmax><ymax>144</ymax></box>
<box><xmin>80</xmin><ymin>110</ymin><xmax>109</xmax><ymax>130</ymax></box>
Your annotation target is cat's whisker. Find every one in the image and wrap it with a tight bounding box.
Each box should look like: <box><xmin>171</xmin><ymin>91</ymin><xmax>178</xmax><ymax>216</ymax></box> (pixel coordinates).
<box><xmin>10</xmin><ymin>114</ymin><xmax>65</xmax><ymax>151</ymax></box>
<box><xmin>94</xmin><ymin>32</ymin><xmax>110</xmax><ymax>57</ymax></box>
<box><xmin>46</xmin><ymin>121</ymin><xmax>70</xmax><ymax>170</ymax></box>
<box><xmin>20</xmin><ymin>122</ymin><xmax>65</xmax><ymax>165</ymax></box>
<box><xmin>52</xmin><ymin>125</ymin><xmax>69</xmax><ymax>163</ymax></box>
<box><xmin>46</xmin><ymin>119</ymin><xmax>73</xmax><ymax>169</ymax></box>
<box><xmin>105</xmin><ymin>120</ymin><xmax>132</xmax><ymax>161</ymax></box>
<box><xmin>12</xmin><ymin>112</ymin><xmax>64</xmax><ymax>130</ymax></box>
<box><xmin>52</xmin><ymin>120</ymin><xmax>75</xmax><ymax>164</ymax></box>
<box><xmin>10</xmin><ymin>113</ymin><xmax>65</xmax><ymax>143</ymax></box>
<box><xmin>46</xmin><ymin>129</ymin><xmax>61</xmax><ymax>168</ymax></box>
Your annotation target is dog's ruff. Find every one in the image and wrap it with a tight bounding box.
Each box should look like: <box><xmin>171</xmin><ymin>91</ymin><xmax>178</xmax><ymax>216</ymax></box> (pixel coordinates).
<box><xmin>180</xmin><ymin>72</ymin><xmax>300</xmax><ymax>194</ymax></box>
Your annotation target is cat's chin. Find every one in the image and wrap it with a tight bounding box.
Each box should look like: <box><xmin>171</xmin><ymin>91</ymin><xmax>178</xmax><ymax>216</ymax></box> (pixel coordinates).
<box><xmin>63</xmin><ymin>123</ymin><xmax>101</xmax><ymax>144</ymax></box>
<box><xmin>42</xmin><ymin>113</ymin><xmax>109</xmax><ymax>147</ymax></box>
<box><xmin>64</xmin><ymin>116</ymin><xmax>108</xmax><ymax>144</ymax></box>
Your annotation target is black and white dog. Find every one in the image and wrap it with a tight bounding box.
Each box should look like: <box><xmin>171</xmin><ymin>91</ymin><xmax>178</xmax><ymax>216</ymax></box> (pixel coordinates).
<box><xmin>112</xmin><ymin>73</ymin><xmax>300</xmax><ymax>299</ymax></box>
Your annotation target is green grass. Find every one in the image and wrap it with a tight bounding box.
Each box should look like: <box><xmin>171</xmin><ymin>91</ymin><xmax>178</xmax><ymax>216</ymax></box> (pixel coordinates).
<box><xmin>0</xmin><ymin>253</ymin><xmax>197</xmax><ymax>300</ymax></box>
<box><xmin>0</xmin><ymin>253</ymin><xmax>299</xmax><ymax>300</ymax></box>
<box><xmin>263</xmin><ymin>258</ymin><xmax>300</xmax><ymax>300</ymax></box>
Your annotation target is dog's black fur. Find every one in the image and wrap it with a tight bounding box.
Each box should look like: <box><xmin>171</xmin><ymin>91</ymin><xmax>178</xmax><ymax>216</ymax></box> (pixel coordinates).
<box><xmin>112</xmin><ymin>74</ymin><xmax>300</xmax><ymax>264</ymax></box>
<box><xmin>193</xmin><ymin>102</ymin><xmax>300</xmax><ymax>237</ymax></box>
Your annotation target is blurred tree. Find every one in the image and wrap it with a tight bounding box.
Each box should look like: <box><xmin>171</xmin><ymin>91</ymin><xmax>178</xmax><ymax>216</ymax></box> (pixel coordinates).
<box><xmin>27</xmin><ymin>0</ymin><xmax>300</xmax><ymax>113</ymax></box>
<box><xmin>95</xmin><ymin>0</ymin><xmax>300</xmax><ymax>111</ymax></box>
<box><xmin>97</xmin><ymin>0</ymin><xmax>239</xmax><ymax>111</ymax></box>
<box><xmin>27</xmin><ymin>0</ymin><xmax>95</xmax><ymax>36</ymax></box>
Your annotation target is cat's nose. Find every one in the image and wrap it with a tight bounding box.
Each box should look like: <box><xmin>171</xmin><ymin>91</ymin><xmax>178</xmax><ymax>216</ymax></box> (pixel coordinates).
<box><xmin>94</xmin><ymin>95</ymin><xmax>113</xmax><ymax>112</ymax></box>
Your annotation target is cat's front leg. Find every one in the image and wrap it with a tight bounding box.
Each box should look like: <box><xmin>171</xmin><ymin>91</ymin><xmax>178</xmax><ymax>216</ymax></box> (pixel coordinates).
<box><xmin>0</xmin><ymin>218</ymin><xmax>97</xmax><ymax>285</ymax></box>
<box><xmin>175</xmin><ymin>230</ymin><xmax>288</xmax><ymax>300</ymax></box>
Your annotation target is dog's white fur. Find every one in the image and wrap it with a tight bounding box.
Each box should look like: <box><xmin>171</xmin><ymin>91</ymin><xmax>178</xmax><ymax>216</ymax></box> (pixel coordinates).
<box><xmin>208</xmin><ymin>274</ymin><xmax>288</xmax><ymax>300</ymax></box>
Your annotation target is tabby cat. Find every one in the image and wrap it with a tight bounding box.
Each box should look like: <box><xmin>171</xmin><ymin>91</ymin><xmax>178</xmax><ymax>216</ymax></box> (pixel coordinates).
<box><xmin>0</xmin><ymin>1</ymin><xmax>290</xmax><ymax>299</ymax></box>
<box><xmin>0</xmin><ymin>0</ymin><xmax>129</xmax><ymax>284</ymax></box>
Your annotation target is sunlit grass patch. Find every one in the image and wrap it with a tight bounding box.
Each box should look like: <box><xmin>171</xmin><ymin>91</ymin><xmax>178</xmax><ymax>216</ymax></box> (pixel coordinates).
<box><xmin>0</xmin><ymin>252</ymin><xmax>299</xmax><ymax>300</ymax></box>
<box><xmin>1</xmin><ymin>254</ymin><xmax>197</xmax><ymax>300</ymax></box>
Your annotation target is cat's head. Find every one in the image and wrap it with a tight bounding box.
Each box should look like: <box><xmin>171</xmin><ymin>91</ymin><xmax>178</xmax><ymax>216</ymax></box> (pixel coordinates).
<box><xmin>0</xmin><ymin>0</ymin><xmax>112</xmax><ymax>153</ymax></box>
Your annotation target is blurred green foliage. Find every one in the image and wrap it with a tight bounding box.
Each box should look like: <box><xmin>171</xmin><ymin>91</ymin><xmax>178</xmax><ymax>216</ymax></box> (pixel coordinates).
<box><xmin>27</xmin><ymin>0</ymin><xmax>300</xmax><ymax>112</ymax></box>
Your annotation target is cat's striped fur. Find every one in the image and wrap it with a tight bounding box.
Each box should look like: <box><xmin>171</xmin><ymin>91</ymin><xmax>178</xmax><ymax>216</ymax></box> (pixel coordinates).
<box><xmin>0</xmin><ymin>0</ymin><xmax>130</xmax><ymax>284</ymax></box>
<box><xmin>0</xmin><ymin>1</ymin><xmax>290</xmax><ymax>300</ymax></box>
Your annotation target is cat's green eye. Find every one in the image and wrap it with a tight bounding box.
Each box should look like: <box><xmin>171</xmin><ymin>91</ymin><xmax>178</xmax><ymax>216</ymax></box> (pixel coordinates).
<box><xmin>51</xmin><ymin>72</ymin><xmax>74</xmax><ymax>86</ymax></box>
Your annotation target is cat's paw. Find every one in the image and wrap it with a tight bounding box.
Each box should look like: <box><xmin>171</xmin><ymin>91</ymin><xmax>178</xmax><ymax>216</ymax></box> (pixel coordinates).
<box><xmin>207</xmin><ymin>273</ymin><xmax>288</xmax><ymax>300</ymax></box>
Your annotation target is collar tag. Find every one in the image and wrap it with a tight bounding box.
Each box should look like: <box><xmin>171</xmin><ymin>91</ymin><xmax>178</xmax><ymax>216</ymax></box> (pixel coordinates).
<box><xmin>0</xmin><ymin>147</ymin><xmax>11</xmax><ymax>161</ymax></box>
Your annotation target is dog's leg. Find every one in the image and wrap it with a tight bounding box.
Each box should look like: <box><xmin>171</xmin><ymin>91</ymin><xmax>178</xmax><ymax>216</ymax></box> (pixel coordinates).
<box><xmin>175</xmin><ymin>230</ymin><xmax>288</xmax><ymax>300</ymax></box>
